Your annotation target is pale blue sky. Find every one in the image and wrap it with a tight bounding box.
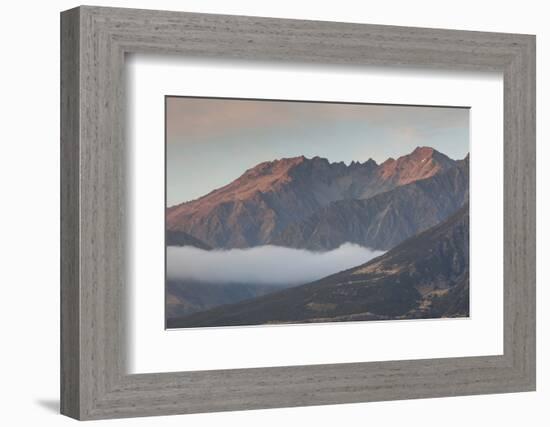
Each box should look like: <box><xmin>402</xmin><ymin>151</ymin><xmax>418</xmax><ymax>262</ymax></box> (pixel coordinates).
<box><xmin>166</xmin><ymin>97</ymin><xmax>469</xmax><ymax>206</ymax></box>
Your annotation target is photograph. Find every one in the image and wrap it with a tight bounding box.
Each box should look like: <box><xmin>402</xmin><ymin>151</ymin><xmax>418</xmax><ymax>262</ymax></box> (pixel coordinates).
<box><xmin>165</xmin><ymin>96</ymin><xmax>470</xmax><ymax>329</ymax></box>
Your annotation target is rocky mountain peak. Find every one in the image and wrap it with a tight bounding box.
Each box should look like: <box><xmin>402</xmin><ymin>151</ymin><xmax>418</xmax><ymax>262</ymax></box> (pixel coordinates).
<box><xmin>412</xmin><ymin>145</ymin><xmax>435</xmax><ymax>157</ymax></box>
<box><xmin>363</xmin><ymin>158</ymin><xmax>378</xmax><ymax>168</ymax></box>
<box><xmin>378</xmin><ymin>146</ymin><xmax>455</xmax><ymax>185</ymax></box>
<box><xmin>242</xmin><ymin>156</ymin><xmax>306</xmax><ymax>178</ymax></box>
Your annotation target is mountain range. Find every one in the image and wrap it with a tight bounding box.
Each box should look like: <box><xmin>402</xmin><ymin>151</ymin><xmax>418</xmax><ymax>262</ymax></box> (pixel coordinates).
<box><xmin>167</xmin><ymin>147</ymin><xmax>464</xmax><ymax>251</ymax></box>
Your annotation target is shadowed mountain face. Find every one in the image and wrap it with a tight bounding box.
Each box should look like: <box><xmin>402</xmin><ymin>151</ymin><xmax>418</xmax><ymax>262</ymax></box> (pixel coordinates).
<box><xmin>167</xmin><ymin>204</ymin><xmax>470</xmax><ymax>328</ymax></box>
<box><xmin>166</xmin><ymin>147</ymin><xmax>458</xmax><ymax>249</ymax></box>
<box><xmin>166</xmin><ymin>280</ymin><xmax>282</xmax><ymax>319</ymax></box>
<box><xmin>271</xmin><ymin>158</ymin><xmax>469</xmax><ymax>250</ymax></box>
<box><xmin>165</xmin><ymin>230</ymin><xmax>212</xmax><ymax>250</ymax></box>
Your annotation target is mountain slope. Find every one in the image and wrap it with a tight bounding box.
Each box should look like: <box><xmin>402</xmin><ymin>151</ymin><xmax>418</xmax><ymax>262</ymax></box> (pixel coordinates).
<box><xmin>271</xmin><ymin>157</ymin><xmax>468</xmax><ymax>250</ymax></box>
<box><xmin>165</xmin><ymin>230</ymin><xmax>212</xmax><ymax>249</ymax></box>
<box><xmin>167</xmin><ymin>204</ymin><xmax>470</xmax><ymax>328</ymax></box>
<box><xmin>166</xmin><ymin>280</ymin><xmax>281</xmax><ymax>319</ymax></box>
<box><xmin>166</xmin><ymin>147</ymin><xmax>457</xmax><ymax>249</ymax></box>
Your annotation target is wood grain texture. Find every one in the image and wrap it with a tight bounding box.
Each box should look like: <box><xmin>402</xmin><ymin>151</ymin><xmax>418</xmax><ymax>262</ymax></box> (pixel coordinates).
<box><xmin>60</xmin><ymin>5</ymin><xmax>536</xmax><ymax>420</ymax></box>
<box><xmin>60</xmin><ymin>7</ymin><xmax>80</xmax><ymax>419</ymax></box>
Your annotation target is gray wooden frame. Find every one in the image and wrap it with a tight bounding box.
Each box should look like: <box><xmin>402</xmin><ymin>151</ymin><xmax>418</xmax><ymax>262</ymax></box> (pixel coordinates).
<box><xmin>60</xmin><ymin>5</ymin><xmax>536</xmax><ymax>420</ymax></box>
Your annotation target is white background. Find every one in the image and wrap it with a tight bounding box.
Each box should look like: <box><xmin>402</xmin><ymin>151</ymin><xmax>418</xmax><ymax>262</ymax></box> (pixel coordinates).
<box><xmin>0</xmin><ymin>1</ymin><xmax>547</xmax><ymax>426</ymax></box>
<box><xmin>129</xmin><ymin>58</ymin><xmax>503</xmax><ymax>373</ymax></box>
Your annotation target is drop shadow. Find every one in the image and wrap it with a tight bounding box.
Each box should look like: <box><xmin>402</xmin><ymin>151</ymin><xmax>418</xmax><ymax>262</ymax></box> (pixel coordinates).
<box><xmin>35</xmin><ymin>399</ymin><xmax>59</xmax><ymax>414</ymax></box>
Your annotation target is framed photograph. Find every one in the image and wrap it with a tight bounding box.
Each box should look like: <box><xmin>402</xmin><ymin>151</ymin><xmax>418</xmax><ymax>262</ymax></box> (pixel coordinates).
<box><xmin>164</xmin><ymin>97</ymin><xmax>470</xmax><ymax>329</ymax></box>
<box><xmin>60</xmin><ymin>6</ymin><xmax>536</xmax><ymax>420</ymax></box>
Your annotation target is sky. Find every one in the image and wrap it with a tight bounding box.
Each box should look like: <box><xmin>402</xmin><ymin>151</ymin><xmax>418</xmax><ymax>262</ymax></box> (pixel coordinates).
<box><xmin>166</xmin><ymin>96</ymin><xmax>470</xmax><ymax>206</ymax></box>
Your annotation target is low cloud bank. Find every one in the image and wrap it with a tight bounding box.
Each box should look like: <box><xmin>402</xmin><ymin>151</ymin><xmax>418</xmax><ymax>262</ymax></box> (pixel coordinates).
<box><xmin>167</xmin><ymin>243</ymin><xmax>384</xmax><ymax>286</ymax></box>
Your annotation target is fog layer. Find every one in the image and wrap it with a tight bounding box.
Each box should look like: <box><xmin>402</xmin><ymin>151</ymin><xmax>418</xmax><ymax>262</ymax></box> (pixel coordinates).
<box><xmin>167</xmin><ymin>243</ymin><xmax>384</xmax><ymax>286</ymax></box>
